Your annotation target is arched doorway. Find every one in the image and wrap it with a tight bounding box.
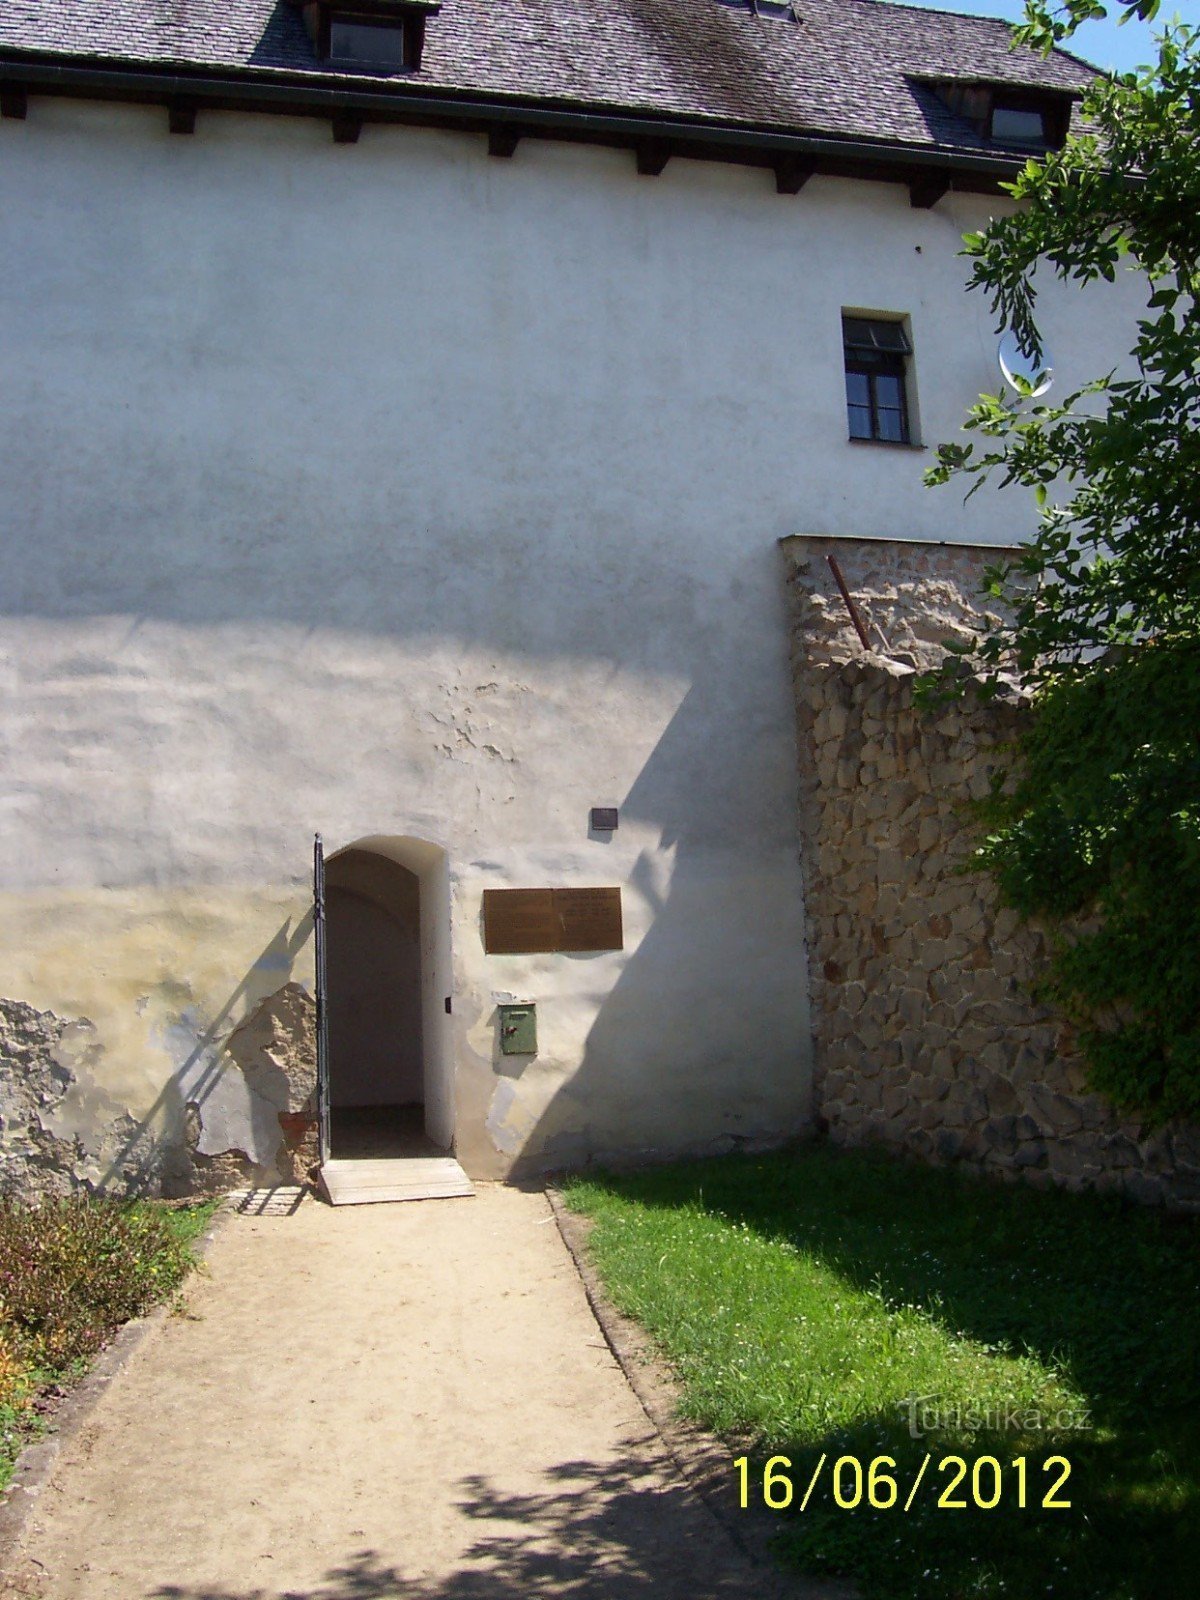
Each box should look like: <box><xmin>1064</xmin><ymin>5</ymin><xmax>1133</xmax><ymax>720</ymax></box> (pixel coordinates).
<box><xmin>322</xmin><ymin>836</ymin><xmax>454</xmax><ymax>1159</ymax></box>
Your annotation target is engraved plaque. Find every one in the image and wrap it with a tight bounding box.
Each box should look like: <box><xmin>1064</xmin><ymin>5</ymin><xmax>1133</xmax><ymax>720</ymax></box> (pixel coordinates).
<box><xmin>482</xmin><ymin>888</ymin><xmax>557</xmax><ymax>954</ymax></box>
<box><xmin>482</xmin><ymin>887</ymin><xmax>624</xmax><ymax>954</ymax></box>
<box><xmin>554</xmin><ymin>887</ymin><xmax>623</xmax><ymax>952</ymax></box>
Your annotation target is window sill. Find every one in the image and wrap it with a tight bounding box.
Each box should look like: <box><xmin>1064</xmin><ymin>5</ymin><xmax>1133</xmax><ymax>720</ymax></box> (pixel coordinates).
<box><xmin>847</xmin><ymin>436</ymin><xmax>927</xmax><ymax>451</ymax></box>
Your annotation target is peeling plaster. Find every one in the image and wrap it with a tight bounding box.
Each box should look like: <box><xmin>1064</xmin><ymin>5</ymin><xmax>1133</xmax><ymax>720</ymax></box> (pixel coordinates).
<box><xmin>0</xmin><ymin>886</ymin><xmax>313</xmax><ymax>1139</ymax></box>
<box><xmin>0</xmin><ymin>907</ymin><xmax>317</xmax><ymax>1196</ymax></box>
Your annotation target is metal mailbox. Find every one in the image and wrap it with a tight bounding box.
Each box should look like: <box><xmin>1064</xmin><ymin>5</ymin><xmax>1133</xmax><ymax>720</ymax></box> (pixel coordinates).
<box><xmin>498</xmin><ymin>1002</ymin><xmax>537</xmax><ymax>1056</ymax></box>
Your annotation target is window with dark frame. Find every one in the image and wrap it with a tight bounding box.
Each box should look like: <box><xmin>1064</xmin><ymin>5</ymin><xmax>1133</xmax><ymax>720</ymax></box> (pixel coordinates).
<box><xmin>989</xmin><ymin>101</ymin><xmax>1049</xmax><ymax>146</ymax></box>
<box><xmin>297</xmin><ymin>1</ymin><xmax>433</xmax><ymax>74</ymax></box>
<box><xmin>328</xmin><ymin>13</ymin><xmax>409</xmax><ymax>69</ymax></box>
<box><xmin>842</xmin><ymin>316</ymin><xmax>912</xmax><ymax>445</ymax></box>
<box><xmin>922</xmin><ymin>80</ymin><xmax>1072</xmax><ymax>153</ymax></box>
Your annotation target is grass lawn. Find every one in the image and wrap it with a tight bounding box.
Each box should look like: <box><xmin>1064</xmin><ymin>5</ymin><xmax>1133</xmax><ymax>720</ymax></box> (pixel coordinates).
<box><xmin>0</xmin><ymin>1197</ymin><xmax>219</xmax><ymax>1490</ymax></box>
<box><xmin>563</xmin><ymin>1145</ymin><xmax>1200</xmax><ymax>1600</ymax></box>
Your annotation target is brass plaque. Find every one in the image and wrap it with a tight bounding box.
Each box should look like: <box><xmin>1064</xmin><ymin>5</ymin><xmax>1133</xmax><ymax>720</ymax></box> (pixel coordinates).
<box><xmin>482</xmin><ymin>887</ymin><xmax>623</xmax><ymax>954</ymax></box>
<box><xmin>554</xmin><ymin>887</ymin><xmax>623</xmax><ymax>952</ymax></box>
<box><xmin>482</xmin><ymin>889</ymin><xmax>557</xmax><ymax>955</ymax></box>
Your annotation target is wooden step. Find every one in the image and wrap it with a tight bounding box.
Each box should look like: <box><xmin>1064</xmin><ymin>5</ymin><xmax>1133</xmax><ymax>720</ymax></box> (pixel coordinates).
<box><xmin>318</xmin><ymin>1156</ymin><xmax>475</xmax><ymax>1207</ymax></box>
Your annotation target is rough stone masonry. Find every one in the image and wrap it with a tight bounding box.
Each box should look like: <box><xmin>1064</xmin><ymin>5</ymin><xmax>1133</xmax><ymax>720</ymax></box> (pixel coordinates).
<box><xmin>784</xmin><ymin>534</ymin><xmax>1200</xmax><ymax>1211</ymax></box>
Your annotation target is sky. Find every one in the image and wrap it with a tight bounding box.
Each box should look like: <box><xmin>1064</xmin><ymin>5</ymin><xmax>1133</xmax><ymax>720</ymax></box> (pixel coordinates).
<box><xmin>882</xmin><ymin>0</ymin><xmax>1199</xmax><ymax>74</ymax></box>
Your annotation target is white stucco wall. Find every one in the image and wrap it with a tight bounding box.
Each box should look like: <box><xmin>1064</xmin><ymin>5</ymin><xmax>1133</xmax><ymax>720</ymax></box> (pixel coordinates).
<box><xmin>0</xmin><ymin>99</ymin><xmax>1145</xmax><ymax>1183</ymax></box>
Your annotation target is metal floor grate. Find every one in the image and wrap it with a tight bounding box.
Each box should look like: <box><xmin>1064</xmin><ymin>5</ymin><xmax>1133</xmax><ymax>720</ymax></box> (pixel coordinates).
<box><xmin>224</xmin><ymin>1185</ymin><xmax>310</xmax><ymax>1216</ymax></box>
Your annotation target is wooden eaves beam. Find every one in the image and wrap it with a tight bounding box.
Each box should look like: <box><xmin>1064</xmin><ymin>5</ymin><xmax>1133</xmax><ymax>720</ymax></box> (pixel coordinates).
<box><xmin>909</xmin><ymin>174</ymin><xmax>950</xmax><ymax>209</ymax></box>
<box><xmin>168</xmin><ymin>99</ymin><xmax>196</xmax><ymax>135</ymax></box>
<box><xmin>774</xmin><ymin>155</ymin><xmax>815</xmax><ymax>194</ymax></box>
<box><xmin>488</xmin><ymin>125</ymin><xmax>520</xmax><ymax>157</ymax></box>
<box><xmin>0</xmin><ymin>57</ymin><xmax>1026</xmax><ymax>207</ymax></box>
<box><xmin>332</xmin><ymin>111</ymin><xmax>363</xmax><ymax>144</ymax></box>
<box><xmin>635</xmin><ymin>137</ymin><xmax>670</xmax><ymax>176</ymax></box>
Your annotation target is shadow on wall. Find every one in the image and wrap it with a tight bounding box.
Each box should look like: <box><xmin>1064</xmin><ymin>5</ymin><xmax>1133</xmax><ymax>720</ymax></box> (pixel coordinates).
<box><xmin>2</xmin><ymin>242</ymin><xmax>825</xmax><ymax>1186</ymax></box>
<box><xmin>494</xmin><ymin>666</ymin><xmax>812</xmax><ymax>1179</ymax></box>
<box><xmin>91</xmin><ymin>915</ymin><xmax>315</xmax><ymax>1198</ymax></box>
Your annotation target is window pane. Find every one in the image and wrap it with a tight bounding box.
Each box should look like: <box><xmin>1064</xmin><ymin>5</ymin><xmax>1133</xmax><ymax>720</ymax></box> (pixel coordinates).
<box><xmin>330</xmin><ymin>19</ymin><xmax>406</xmax><ymax>67</ymax></box>
<box><xmin>843</xmin><ymin>316</ymin><xmax>911</xmax><ymax>355</ymax></box>
<box><xmin>845</xmin><ymin>371</ymin><xmax>870</xmax><ymax>407</ymax></box>
<box><xmin>875</xmin><ymin>373</ymin><xmax>904</xmax><ymax>410</ymax></box>
<box><xmin>992</xmin><ymin>105</ymin><xmax>1046</xmax><ymax>144</ymax></box>
<box><xmin>848</xmin><ymin>404</ymin><xmax>873</xmax><ymax>440</ymax></box>
<box><xmin>842</xmin><ymin>317</ymin><xmax>873</xmax><ymax>348</ymax></box>
<box><xmin>876</xmin><ymin>407</ymin><xmax>905</xmax><ymax>443</ymax></box>
<box><xmin>871</xmin><ymin>321</ymin><xmax>910</xmax><ymax>353</ymax></box>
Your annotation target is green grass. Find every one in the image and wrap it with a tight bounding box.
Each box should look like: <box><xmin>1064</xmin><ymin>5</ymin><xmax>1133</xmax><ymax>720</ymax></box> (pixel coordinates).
<box><xmin>0</xmin><ymin>1197</ymin><xmax>219</xmax><ymax>1490</ymax></box>
<box><xmin>563</xmin><ymin>1145</ymin><xmax>1200</xmax><ymax>1600</ymax></box>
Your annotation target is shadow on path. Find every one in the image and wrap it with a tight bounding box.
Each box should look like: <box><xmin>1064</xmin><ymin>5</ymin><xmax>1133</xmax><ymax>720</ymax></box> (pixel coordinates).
<box><xmin>145</xmin><ymin>1452</ymin><xmax>808</xmax><ymax>1600</ymax></box>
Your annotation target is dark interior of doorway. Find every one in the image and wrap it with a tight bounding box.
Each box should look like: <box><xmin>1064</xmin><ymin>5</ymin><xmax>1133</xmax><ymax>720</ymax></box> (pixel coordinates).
<box><xmin>324</xmin><ymin>848</ymin><xmax>438</xmax><ymax>1160</ymax></box>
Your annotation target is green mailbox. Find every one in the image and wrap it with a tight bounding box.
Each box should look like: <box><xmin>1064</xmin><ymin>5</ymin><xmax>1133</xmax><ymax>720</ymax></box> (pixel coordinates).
<box><xmin>498</xmin><ymin>1002</ymin><xmax>537</xmax><ymax>1056</ymax></box>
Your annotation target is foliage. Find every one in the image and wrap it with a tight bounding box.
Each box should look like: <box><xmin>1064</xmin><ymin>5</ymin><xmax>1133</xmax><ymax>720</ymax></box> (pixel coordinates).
<box><xmin>1015</xmin><ymin>0</ymin><xmax>1161</xmax><ymax>54</ymax></box>
<box><xmin>0</xmin><ymin>1197</ymin><xmax>216</xmax><ymax>1488</ymax></box>
<box><xmin>924</xmin><ymin>7</ymin><xmax>1200</xmax><ymax>1122</ymax></box>
<box><xmin>564</xmin><ymin>1146</ymin><xmax>1200</xmax><ymax>1600</ymax></box>
<box><xmin>0</xmin><ymin>1198</ymin><xmax>200</xmax><ymax>1369</ymax></box>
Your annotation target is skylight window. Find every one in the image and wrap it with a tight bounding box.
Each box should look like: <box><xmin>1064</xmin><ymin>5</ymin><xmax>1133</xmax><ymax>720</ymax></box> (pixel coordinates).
<box><xmin>712</xmin><ymin>0</ymin><xmax>798</xmax><ymax>20</ymax></box>
<box><xmin>295</xmin><ymin>1</ymin><xmax>438</xmax><ymax>74</ymax></box>
<box><xmin>990</xmin><ymin>103</ymin><xmax>1048</xmax><ymax>146</ymax></box>
<box><xmin>329</xmin><ymin>15</ymin><xmax>408</xmax><ymax>69</ymax></box>
<box><xmin>921</xmin><ymin>79</ymin><xmax>1072</xmax><ymax>153</ymax></box>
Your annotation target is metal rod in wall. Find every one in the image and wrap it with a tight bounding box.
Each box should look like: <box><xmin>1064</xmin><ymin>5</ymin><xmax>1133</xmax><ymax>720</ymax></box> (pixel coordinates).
<box><xmin>826</xmin><ymin>553</ymin><xmax>872</xmax><ymax>652</ymax></box>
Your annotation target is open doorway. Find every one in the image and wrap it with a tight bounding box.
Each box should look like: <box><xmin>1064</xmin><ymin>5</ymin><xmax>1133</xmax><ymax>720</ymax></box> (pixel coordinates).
<box><xmin>322</xmin><ymin>837</ymin><xmax>455</xmax><ymax>1161</ymax></box>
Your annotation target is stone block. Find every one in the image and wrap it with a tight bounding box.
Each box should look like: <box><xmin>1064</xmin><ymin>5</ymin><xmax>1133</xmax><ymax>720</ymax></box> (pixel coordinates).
<box><xmin>881</xmin><ymin>1083</ymin><xmax>911</xmax><ymax>1117</ymax></box>
<box><xmin>1021</xmin><ymin>1084</ymin><xmax>1084</xmax><ymax>1136</ymax></box>
<box><xmin>897</xmin><ymin>989</ymin><xmax>926</xmax><ymax>1028</ymax></box>
<box><xmin>1101</xmin><ymin>1131</ymin><xmax>1140</xmax><ymax>1167</ymax></box>
<box><xmin>947</xmin><ymin>1081</ymin><xmax>985</xmax><ymax>1120</ymax></box>
<box><xmin>935</xmin><ymin>1128</ymin><xmax>965</xmax><ymax>1161</ymax></box>
<box><xmin>1123</xmin><ymin>1170</ymin><xmax>1167</xmax><ymax>1207</ymax></box>
<box><xmin>983</xmin><ymin>1077</ymin><xmax>1020</xmax><ymax>1117</ymax></box>
<box><xmin>877</xmin><ymin>847</ymin><xmax>907</xmax><ymax>885</ymax></box>
<box><xmin>982</xmin><ymin>1114</ymin><xmax>1018</xmax><ymax>1154</ymax></box>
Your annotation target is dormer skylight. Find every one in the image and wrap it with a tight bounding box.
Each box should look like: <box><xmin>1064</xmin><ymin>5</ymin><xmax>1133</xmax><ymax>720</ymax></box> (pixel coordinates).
<box><xmin>919</xmin><ymin>79</ymin><xmax>1074</xmax><ymax>153</ymax></box>
<box><xmin>329</xmin><ymin>16</ymin><xmax>409</xmax><ymax>70</ymax></box>
<box><xmin>296</xmin><ymin>0</ymin><xmax>441</xmax><ymax>75</ymax></box>
<box><xmin>990</xmin><ymin>101</ymin><xmax>1052</xmax><ymax>146</ymax></box>
<box><xmin>712</xmin><ymin>0</ymin><xmax>799</xmax><ymax>21</ymax></box>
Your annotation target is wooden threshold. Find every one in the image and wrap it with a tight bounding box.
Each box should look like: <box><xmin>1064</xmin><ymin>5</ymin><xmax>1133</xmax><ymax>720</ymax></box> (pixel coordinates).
<box><xmin>318</xmin><ymin>1156</ymin><xmax>475</xmax><ymax>1207</ymax></box>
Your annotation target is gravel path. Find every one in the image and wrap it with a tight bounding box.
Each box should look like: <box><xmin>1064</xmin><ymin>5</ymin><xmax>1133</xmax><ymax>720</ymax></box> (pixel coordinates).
<box><xmin>0</xmin><ymin>1184</ymin><xmax>819</xmax><ymax>1600</ymax></box>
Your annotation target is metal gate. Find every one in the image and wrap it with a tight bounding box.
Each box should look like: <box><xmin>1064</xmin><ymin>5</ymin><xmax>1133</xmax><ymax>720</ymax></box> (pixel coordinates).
<box><xmin>313</xmin><ymin>832</ymin><xmax>331</xmax><ymax>1166</ymax></box>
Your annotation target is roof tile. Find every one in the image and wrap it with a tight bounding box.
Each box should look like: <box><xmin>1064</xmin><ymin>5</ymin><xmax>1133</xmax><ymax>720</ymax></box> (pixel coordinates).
<box><xmin>0</xmin><ymin>0</ymin><xmax>1097</xmax><ymax>154</ymax></box>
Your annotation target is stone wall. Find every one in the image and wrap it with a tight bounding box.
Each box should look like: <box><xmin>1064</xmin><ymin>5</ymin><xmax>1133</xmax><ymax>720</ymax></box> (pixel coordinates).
<box><xmin>784</xmin><ymin>534</ymin><xmax>1200</xmax><ymax>1210</ymax></box>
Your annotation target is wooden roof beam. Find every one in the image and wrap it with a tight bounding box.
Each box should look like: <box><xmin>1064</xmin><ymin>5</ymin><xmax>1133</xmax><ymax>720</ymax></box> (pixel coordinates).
<box><xmin>168</xmin><ymin>99</ymin><xmax>196</xmax><ymax>135</ymax></box>
<box><xmin>332</xmin><ymin>111</ymin><xmax>363</xmax><ymax>144</ymax></box>
<box><xmin>635</xmin><ymin>138</ymin><xmax>671</xmax><ymax>177</ymax></box>
<box><xmin>909</xmin><ymin>174</ymin><xmax>950</xmax><ymax>209</ymax></box>
<box><xmin>488</xmin><ymin>125</ymin><xmax>521</xmax><ymax>158</ymax></box>
<box><xmin>774</xmin><ymin>155</ymin><xmax>816</xmax><ymax>194</ymax></box>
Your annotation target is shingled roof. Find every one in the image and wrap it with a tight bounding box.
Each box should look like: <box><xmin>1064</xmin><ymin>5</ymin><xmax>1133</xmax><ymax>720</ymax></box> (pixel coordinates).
<box><xmin>0</xmin><ymin>0</ymin><xmax>1097</xmax><ymax>180</ymax></box>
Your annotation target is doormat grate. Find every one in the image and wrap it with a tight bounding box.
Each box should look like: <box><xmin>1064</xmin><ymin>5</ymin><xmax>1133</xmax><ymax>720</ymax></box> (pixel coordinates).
<box><xmin>224</xmin><ymin>1186</ymin><xmax>309</xmax><ymax>1216</ymax></box>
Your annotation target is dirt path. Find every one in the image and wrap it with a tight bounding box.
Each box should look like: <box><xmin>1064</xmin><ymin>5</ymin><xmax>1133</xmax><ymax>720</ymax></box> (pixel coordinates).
<box><xmin>0</xmin><ymin>1185</ymin><xmax>815</xmax><ymax>1600</ymax></box>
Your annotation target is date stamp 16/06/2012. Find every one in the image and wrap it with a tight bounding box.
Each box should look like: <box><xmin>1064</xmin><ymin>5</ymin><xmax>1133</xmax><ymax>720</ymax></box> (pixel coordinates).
<box><xmin>734</xmin><ymin>1454</ymin><xmax>1073</xmax><ymax>1514</ymax></box>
